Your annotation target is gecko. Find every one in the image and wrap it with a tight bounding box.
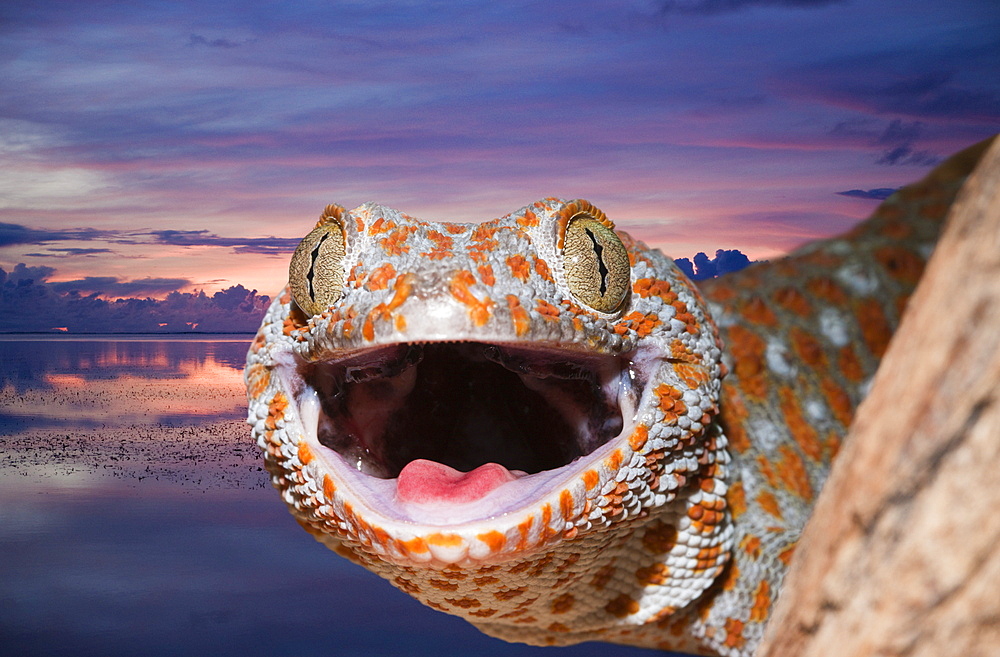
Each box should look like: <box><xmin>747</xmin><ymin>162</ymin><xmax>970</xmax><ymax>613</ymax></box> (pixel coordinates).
<box><xmin>244</xmin><ymin>138</ymin><xmax>992</xmax><ymax>656</ymax></box>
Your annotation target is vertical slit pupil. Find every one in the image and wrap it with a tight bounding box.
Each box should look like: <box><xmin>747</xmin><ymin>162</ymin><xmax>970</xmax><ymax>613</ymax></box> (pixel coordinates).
<box><xmin>307</xmin><ymin>233</ymin><xmax>330</xmax><ymax>300</ymax></box>
<box><xmin>585</xmin><ymin>227</ymin><xmax>609</xmax><ymax>296</ymax></box>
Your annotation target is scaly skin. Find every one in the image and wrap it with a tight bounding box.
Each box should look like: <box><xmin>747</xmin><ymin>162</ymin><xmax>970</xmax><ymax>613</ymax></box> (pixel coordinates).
<box><xmin>244</xmin><ymin>139</ymin><xmax>992</xmax><ymax>656</ymax></box>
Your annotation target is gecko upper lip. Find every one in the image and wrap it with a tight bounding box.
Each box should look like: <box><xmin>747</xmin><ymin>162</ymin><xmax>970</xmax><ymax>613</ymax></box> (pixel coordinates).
<box><xmin>297</xmin><ymin>341</ymin><xmax>632</xmax><ymax>480</ymax></box>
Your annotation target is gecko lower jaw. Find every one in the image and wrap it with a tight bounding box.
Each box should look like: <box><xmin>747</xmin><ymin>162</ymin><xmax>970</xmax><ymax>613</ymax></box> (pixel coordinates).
<box><xmin>292</xmin><ymin>341</ymin><xmax>637</xmax><ymax>480</ymax></box>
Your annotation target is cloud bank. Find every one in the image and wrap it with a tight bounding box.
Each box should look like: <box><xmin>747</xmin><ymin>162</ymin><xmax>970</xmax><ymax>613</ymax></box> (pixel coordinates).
<box><xmin>0</xmin><ymin>264</ymin><xmax>270</xmax><ymax>333</ymax></box>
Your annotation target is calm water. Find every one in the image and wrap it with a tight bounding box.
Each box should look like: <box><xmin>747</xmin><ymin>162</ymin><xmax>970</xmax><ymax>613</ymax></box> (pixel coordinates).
<box><xmin>0</xmin><ymin>337</ymin><xmax>666</xmax><ymax>657</ymax></box>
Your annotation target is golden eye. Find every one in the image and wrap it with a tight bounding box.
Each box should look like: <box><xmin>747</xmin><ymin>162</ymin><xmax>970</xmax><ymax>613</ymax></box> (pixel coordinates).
<box><xmin>563</xmin><ymin>212</ymin><xmax>630</xmax><ymax>313</ymax></box>
<box><xmin>289</xmin><ymin>217</ymin><xmax>347</xmax><ymax>317</ymax></box>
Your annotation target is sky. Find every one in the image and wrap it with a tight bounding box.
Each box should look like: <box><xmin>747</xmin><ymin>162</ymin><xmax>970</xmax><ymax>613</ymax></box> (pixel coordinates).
<box><xmin>0</xmin><ymin>0</ymin><xmax>998</xmax><ymax>307</ymax></box>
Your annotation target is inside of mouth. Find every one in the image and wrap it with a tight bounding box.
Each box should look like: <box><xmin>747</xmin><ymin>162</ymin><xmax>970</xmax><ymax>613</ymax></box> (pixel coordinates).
<box><xmin>299</xmin><ymin>342</ymin><xmax>630</xmax><ymax>481</ymax></box>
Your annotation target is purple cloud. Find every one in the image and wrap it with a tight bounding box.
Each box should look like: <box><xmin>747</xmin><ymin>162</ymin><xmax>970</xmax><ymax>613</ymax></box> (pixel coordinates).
<box><xmin>23</xmin><ymin>247</ymin><xmax>114</xmax><ymax>257</ymax></box>
<box><xmin>836</xmin><ymin>188</ymin><xmax>898</xmax><ymax>200</ymax></box>
<box><xmin>674</xmin><ymin>249</ymin><xmax>755</xmax><ymax>281</ymax></box>
<box><xmin>0</xmin><ymin>223</ymin><xmax>115</xmax><ymax>248</ymax></box>
<box><xmin>148</xmin><ymin>230</ymin><xmax>300</xmax><ymax>255</ymax></box>
<box><xmin>188</xmin><ymin>34</ymin><xmax>241</xmax><ymax>49</ymax></box>
<box><xmin>0</xmin><ymin>221</ymin><xmax>300</xmax><ymax>257</ymax></box>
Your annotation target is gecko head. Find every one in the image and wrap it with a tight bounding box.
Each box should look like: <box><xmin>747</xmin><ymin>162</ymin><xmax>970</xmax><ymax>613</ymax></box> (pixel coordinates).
<box><xmin>245</xmin><ymin>199</ymin><xmax>729</xmax><ymax>568</ymax></box>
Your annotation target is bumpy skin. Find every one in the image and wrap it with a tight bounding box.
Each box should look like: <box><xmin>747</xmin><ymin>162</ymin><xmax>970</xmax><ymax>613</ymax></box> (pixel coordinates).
<box><xmin>244</xmin><ymin>141</ymin><xmax>991</xmax><ymax>656</ymax></box>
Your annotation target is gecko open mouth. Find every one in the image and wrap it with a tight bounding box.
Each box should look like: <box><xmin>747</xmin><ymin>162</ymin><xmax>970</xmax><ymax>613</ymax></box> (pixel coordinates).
<box><xmin>289</xmin><ymin>341</ymin><xmax>639</xmax><ymax>508</ymax></box>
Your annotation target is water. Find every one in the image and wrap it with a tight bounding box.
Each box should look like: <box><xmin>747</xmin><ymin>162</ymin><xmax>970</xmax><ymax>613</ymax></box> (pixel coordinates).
<box><xmin>0</xmin><ymin>337</ymin><xmax>667</xmax><ymax>657</ymax></box>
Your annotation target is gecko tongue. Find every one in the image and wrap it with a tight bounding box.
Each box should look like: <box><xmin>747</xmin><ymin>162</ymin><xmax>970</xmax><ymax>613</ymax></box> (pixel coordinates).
<box><xmin>396</xmin><ymin>459</ymin><xmax>519</xmax><ymax>504</ymax></box>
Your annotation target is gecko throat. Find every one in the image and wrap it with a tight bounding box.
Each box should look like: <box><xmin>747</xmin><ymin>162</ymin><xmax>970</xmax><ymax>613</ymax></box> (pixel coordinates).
<box><xmin>291</xmin><ymin>341</ymin><xmax>638</xmax><ymax>482</ymax></box>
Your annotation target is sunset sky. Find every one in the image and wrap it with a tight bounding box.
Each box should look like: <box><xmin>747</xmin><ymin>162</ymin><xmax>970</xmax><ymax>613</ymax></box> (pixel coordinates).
<box><xmin>1</xmin><ymin>0</ymin><xmax>998</xmax><ymax>300</ymax></box>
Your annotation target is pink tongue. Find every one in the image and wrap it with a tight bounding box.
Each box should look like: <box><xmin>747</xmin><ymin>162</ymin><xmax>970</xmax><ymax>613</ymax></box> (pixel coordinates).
<box><xmin>396</xmin><ymin>459</ymin><xmax>517</xmax><ymax>504</ymax></box>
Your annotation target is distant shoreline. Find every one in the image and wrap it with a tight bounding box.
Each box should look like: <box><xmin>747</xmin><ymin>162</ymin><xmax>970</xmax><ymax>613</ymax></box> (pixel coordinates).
<box><xmin>0</xmin><ymin>332</ymin><xmax>255</xmax><ymax>341</ymax></box>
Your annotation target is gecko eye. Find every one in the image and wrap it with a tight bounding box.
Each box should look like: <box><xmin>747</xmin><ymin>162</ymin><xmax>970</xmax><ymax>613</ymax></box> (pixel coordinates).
<box><xmin>289</xmin><ymin>212</ymin><xmax>347</xmax><ymax>317</ymax></box>
<box><xmin>562</xmin><ymin>212</ymin><xmax>630</xmax><ymax>313</ymax></box>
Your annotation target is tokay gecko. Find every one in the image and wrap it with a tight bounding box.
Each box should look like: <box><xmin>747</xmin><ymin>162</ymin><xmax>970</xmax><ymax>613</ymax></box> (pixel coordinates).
<box><xmin>244</xmin><ymin>138</ymin><xmax>993</xmax><ymax>656</ymax></box>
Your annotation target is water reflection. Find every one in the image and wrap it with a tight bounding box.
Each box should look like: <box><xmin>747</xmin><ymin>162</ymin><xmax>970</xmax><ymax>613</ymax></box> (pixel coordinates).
<box><xmin>0</xmin><ymin>337</ymin><xmax>667</xmax><ymax>657</ymax></box>
<box><xmin>0</xmin><ymin>337</ymin><xmax>249</xmax><ymax>433</ymax></box>
<box><xmin>0</xmin><ymin>335</ymin><xmax>250</xmax><ymax>392</ymax></box>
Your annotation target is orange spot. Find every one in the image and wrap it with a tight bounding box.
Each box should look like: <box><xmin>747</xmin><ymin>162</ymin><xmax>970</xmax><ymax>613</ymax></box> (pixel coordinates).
<box><xmin>323</xmin><ymin>474</ymin><xmax>336</xmax><ymax>500</ymax></box>
<box><xmin>628</xmin><ymin>424</ymin><xmax>649</xmax><ymax>451</ymax></box>
<box><xmin>365</xmin><ymin>263</ymin><xmax>396</xmax><ymax>291</ymax></box>
<box><xmin>806</xmin><ymin>276</ymin><xmax>848</xmax><ymax>304</ymax></box>
<box><xmin>450</xmin><ymin>270</ymin><xmax>495</xmax><ymax>327</ymax></box>
<box><xmin>582</xmin><ymin>469</ymin><xmax>600</xmax><ymax>490</ymax></box>
<box><xmin>723</xmin><ymin>618</ymin><xmax>746</xmax><ymax>649</ymax></box>
<box><xmin>354</xmin><ymin>216</ymin><xmax>365</xmax><ymax>233</ymax></box>
<box><xmin>245</xmin><ymin>363</ymin><xmax>270</xmax><ymax>398</ymax></box>
<box><xmin>379</xmin><ymin>225</ymin><xmax>417</xmax><ymax>256</ymax></box>
<box><xmin>757</xmin><ymin>455</ymin><xmax>778</xmax><ymax>487</ymax></box>
<box><xmin>426</xmin><ymin>533</ymin><xmax>463</xmax><ymax>548</ymax></box>
<box><xmin>741</xmin><ymin>296</ymin><xmax>778</xmax><ymax>326</ymax></box>
<box><xmin>757</xmin><ymin>490</ymin><xmax>782</xmax><ymax>519</ymax></box>
<box><xmin>772</xmin><ymin>286</ymin><xmax>811</xmax><ymax>317</ymax></box>
<box><xmin>605</xmin><ymin>594</ymin><xmax>639</xmax><ymax>618</ymax></box>
<box><xmin>516</xmin><ymin>516</ymin><xmax>534</xmax><ymax>550</ymax></box>
<box><xmin>506</xmin><ymin>295</ymin><xmax>531</xmax><ymax>337</ymax></box>
<box><xmin>551</xmin><ymin>594</ymin><xmax>575</xmax><ymax>614</ymax></box>
<box><xmin>775</xmin><ymin>445</ymin><xmax>812</xmax><ymax>500</ymax></box>
<box><xmin>371</xmin><ymin>526</ymin><xmax>390</xmax><ymax>548</ymax></box>
<box><xmin>726</xmin><ymin>325</ymin><xmax>767</xmax><ymax>401</ymax></box>
<box><xmin>362</xmin><ymin>315</ymin><xmax>375</xmax><ymax>341</ymax></box>
<box><xmin>605</xmin><ymin>449</ymin><xmax>623</xmax><ymax>471</ymax></box>
<box><xmin>728</xmin><ymin>481</ymin><xmax>747</xmax><ymax>519</ymax></box>
<box><xmin>471</xmin><ymin>222</ymin><xmax>498</xmax><ymax>242</ymax></box>
<box><xmin>821</xmin><ymin>377</ymin><xmax>854</xmax><ymax>430</ymax></box>
<box><xmin>477</xmin><ymin>531</ymin><xmax>506</xmax><ymax>552</ymax></box>
<box><xmin>778</xmin><ymin>543</ymin><xmax>796</xmax><ymax>565</ymax></box>
<box><xmin>838</xmin><ymin>344</ymin><xmax>866</xmax><ymax>383</ymax></box>
<box><xmin>445</xmin><ymin>597</ymin><xmax>481</xmax><ymax>609</ymax></box>
<box><xmin>560</xmin><ymin>489</ymin><xmax>575</xmax><ymax>520</ymax></box>
<box><xmin>790</xmin><ymin>327</ymin><xmax>827</xmax><ymax>369</ymax></box>
<box><xmin>506</xmin><ymin>254</ymin><xmax>531</xmax><ymax>282</ymax></box>
<box><xmin>859</xmin><ymin>298</ymin><xmax>892</xmax><ymax>358</ymax></box>
<box><xmin>533</xmin><ymin>257</ymin><xmax>553</xmax><ymax>282</ymax></box>
<box><xmin>421</xmin><ymin>229</ymin><xmax>453</xmax><ymax>260</ymax></box>
<box><xmin>633</xmin><ymin>277</ymin><xmax>676</xmax><ymax>302</ymax></box>
<box><xmin>535</xmin><ymin>299</ymin><xmax>561</xmax><ymax>321</ymax></box>
<box><xmin>749</xmin><ymin>580</ymin><xmax>771</xmax><ymax>623</ymax></box>
<box><xmin>516</xmin><ymin>208</ymin><xmax>539</xmax><ymax>228</ymax></box>
<box><xmin>541</xmin><ymin>504</ymin><xmax>552</xmax><ymax>532</ymax></box>
<box><xmin>428</xmin><ymin>578</ymin><xmax>459</xmax><ymax>592</ymax></box>
<box><xmin>621</xmin><ymin>311</ymin><xmax>662</xmax><ymax>338</ymax></box>
<box><xmin>477</xmin><ymin>263</ymin><xmax>495</xmax><ymax>286</ymax></box>
<box><xmin>673</xmin><ymin>362</ymin><xmax>707</xmax><ymax>389</ymax></box>
<box><xmin>386</xmin><ymin>273</ymin><xmax>412</xmax><ymax>311</ymax></box>
<box><xmin>778</xmin><ymin>387</ymin><xmax>823</xmax><ymax>461</ymax></box>
<box><xmin>740</xmin><ymin>534</ymin><xmax>762</xmax><ymax>558</ymax></box>
<box><xmin>636</xmin><ymin>562</ymin><xmax>670</xmax><ymax>586</ymax></box>
<box><xmin>297</xmin><ymin>441</ymin><xmax>313</xmax><ymax>465</ymax></box>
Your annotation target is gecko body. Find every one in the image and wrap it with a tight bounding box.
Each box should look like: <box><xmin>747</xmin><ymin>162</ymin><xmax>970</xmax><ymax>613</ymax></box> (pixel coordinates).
<box><xmin>244</xmin><ymin>140</ymin><xmax>991</xmax><ymax>655</ymax></box>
